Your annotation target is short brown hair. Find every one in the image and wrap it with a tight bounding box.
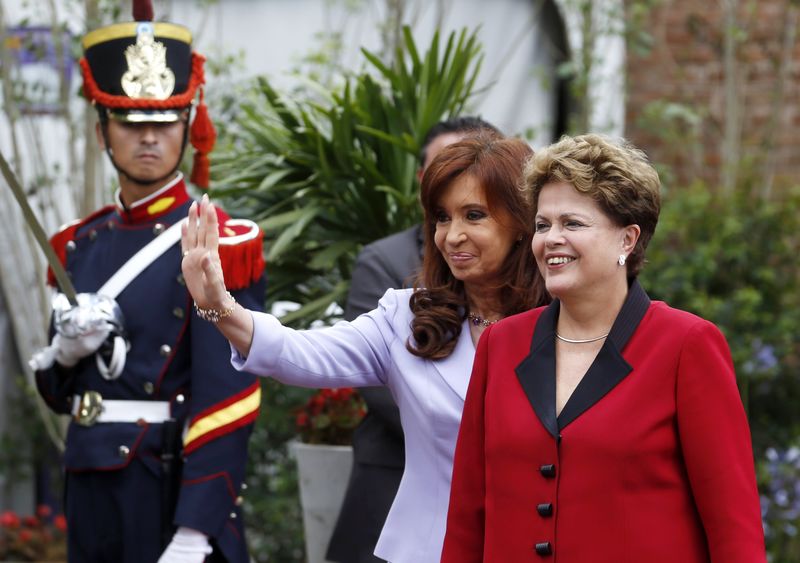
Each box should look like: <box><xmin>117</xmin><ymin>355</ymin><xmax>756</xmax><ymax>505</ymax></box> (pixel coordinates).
<box><xmin>524</xmin><ymin>133</ymin><xmax>661</xmax><ymax>278</ymax></box>
<box><xmin>408</xmin><ymin>135</ymin><xmax>549</xmax><ymax>360</ymax></box>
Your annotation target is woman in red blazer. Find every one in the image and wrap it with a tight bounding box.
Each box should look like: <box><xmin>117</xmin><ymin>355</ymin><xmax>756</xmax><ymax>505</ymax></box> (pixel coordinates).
<box><xmin>441</xmin><ymin>134</ymin><xmax>766</xmax><ymax>562</ymax></box>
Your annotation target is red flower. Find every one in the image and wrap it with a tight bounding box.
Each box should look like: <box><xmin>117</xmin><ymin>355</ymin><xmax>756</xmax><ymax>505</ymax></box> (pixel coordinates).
<box><xmin>308</xmin><ymin>394</ymin><xmax>326</xmax><ymax>414</ymax></box>
<box><xmin>36</xmin><ymin>504</ymin><xmax>52</xmax><ymax>519</ymax></box>
<box><xmin>295</xmin><ymin>388</ymin><xmax>366</xmax><ymax>445</ymax></box>
<box><xmin>0</xmin><ymin>510</ymin><xmax>68</xmax><ymax>560</ymax></box>
<box><xmin>0</xmin><ymin>510</ymin><xmax>20</xmax><ymax>529</ymax></box>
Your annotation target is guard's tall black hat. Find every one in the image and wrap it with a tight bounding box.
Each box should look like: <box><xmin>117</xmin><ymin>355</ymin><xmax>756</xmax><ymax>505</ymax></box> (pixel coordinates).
<box><xmin>79</xmin><ymin>0</ymin><xmax>216</xmax><ymax>187</ymax></box>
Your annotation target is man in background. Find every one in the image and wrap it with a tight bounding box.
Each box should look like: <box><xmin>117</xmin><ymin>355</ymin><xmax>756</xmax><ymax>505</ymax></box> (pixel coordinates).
<box><xmin>326</xmin><ymin>117</ymin><xmax>502</xmax><ymax>563</ymax></box>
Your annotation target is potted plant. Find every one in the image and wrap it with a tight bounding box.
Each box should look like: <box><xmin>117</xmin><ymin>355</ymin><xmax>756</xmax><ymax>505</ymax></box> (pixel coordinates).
<box><xmin>290</xmin><ymin>388</ymin><xmax>366</xmax><ymax>563</ymax></box>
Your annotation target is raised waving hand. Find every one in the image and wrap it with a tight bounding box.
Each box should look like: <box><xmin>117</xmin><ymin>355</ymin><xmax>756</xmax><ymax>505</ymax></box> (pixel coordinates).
<box><xmin>181</xmin><ymin>195</ymin><xmax>255</xmax><ymax>355</ymax></box>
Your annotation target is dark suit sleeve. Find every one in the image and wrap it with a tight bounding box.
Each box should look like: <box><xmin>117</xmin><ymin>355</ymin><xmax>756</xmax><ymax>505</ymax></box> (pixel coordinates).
<box><xmin>344</xmin><ymin>243</ymin><xmax>404</xmax><ymax>320</ymax></box>
<box><xmin>441</xmin><ymin>324</ymin><xmax>490</xmax><ymax>563</ymax></box>
<box><xmin>676</xmin><ymin>320</ymin><xmax>766</xmax><ymax>562</ymax></box>
<box><xmin>344</xmin><ymin>241</ymin><xmax>406</xmax><ymax>436</ymax></box>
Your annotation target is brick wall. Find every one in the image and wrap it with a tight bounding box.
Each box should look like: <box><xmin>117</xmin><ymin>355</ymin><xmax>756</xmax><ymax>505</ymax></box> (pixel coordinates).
<box><xmin>625</xmin><ymin>0</ymin><xmax>800</xmax><ymax>191</ymax></box>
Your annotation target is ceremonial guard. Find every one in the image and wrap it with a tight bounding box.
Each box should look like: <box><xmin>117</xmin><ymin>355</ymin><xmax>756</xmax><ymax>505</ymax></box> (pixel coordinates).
<box><xmin>31</xmin><ymin>1</ymin><xmax>265</xmax><ymax>562</ymax></box>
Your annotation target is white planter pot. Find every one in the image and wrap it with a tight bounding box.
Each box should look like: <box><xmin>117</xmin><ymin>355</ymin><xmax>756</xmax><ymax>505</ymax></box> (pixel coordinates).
<box><xmin>290</xmin><ymin>441</ymin><xmax>354</xmax><ymax>563</ymax></box>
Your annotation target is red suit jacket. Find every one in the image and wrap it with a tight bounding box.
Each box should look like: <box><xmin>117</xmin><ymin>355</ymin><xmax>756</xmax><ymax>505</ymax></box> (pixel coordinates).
<box><xmin>442</xmin><ymin>281</ymin><xmax>765</xmax><ymax>563</ymax></box>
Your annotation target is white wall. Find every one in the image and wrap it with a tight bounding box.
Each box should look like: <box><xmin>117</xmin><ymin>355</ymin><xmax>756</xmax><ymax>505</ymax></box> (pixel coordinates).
<box><xmin>168</xmin><ymin>0</ymin><xmax>570</xmax><ymax>147</ymax></box>
<box><xmin>166</xmin><ymin>0</ymin><xmax>625</xmax><ymax>143</ymax></box>
<box><xmin>555</xmin><ymin>0</ymin><xmax>626</xmax><ymax>134</ymax></box>
<box><xmin>2</xmin><ymin>0</ymin><xmax>626</xmax><ymax>159</ymax></box>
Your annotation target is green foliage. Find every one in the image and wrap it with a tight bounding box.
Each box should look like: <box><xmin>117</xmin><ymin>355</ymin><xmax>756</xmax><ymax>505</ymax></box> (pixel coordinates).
<box><xmin>243</xmin><ymin>380</ymin><xmax>309</xmax><ymax>562</ymax></box>
<box><xmin>757</xmin><ymin>443</ymin><xmax>800</xmax><ymax>562</ymax></box>
<box><xmin>0</xmin><ymin>378</ymin><xmax>58</xmax><ymax>486</ymax></box>
<box><xmin>211</xmin><ymin>26</ymin><xmax>483</xmax><ymax>327</ymax></box>
<box><xmin>641</xmin><ymin>180</ymin><xmax>800</xmax><ymax>561</ymax></box>
<box><xmin>641</xmin><ymin>182</ymin><xmax>800</xmax><ymax>451</ymax></box>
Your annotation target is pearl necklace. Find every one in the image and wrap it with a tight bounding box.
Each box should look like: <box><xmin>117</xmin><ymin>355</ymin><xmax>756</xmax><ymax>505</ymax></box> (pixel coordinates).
<box><xmin>467</xmin><ymin>313</ymin><xmax>501</xmax><ymax>327</ymax></box>
<box><xmin>555</xmin><ymin>332</ymin><xmax>609</xmax><ymax>344</ymax></box>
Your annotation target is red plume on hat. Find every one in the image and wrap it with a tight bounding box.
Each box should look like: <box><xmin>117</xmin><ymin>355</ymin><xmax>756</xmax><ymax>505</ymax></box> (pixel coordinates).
<box><xmin>132</xmin><ymin>0</ymin><xmax>154</xmax><ymax>21</ymax></box>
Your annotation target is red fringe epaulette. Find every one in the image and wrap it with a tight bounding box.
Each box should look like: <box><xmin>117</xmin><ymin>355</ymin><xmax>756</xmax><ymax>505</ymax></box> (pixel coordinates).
<box><xmin>214</xmin><ymin>208</ymin><xmax>265</xmax><ymax>290</ymax></box>
<box><xmin>46</xmin><ymin>205</ymin><xmax>116</xmax><ymax>287</ymax></box>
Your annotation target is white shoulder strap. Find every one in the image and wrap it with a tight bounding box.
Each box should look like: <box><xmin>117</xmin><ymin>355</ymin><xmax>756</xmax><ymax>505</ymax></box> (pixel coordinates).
<box><xmin>98</xmin><ymin>218</ymin><xmax>187</xmax><ymax>299</ymax></box>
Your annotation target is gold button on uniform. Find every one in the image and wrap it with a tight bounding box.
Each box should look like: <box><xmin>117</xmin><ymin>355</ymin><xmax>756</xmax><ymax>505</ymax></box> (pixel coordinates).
<box><xmin>173</xmin><ymin>307</ymin><xmax>184</xmax><ymax>319</ymax></box>
<box><xmin>118</xmin><ymin>445</ymin><xmax>130</xmax><ymax>459</ymax></box>
<box><xmin>143</xmin><ymin>381</ymin><xmax>155</xmax><ymax>395</ymax></box>
<box><xmin>153</xmin><ymin>223</ymin><xmax>165</xmax><ymax>235</ymax></box>
<box><xmin>160</xmin><ymin>344</ymin><xmax>172</xmax><ymax>357</ymax></box>
<box><xmin>175</xmin><ymin>394</ymin><xmax>185</xmax><ymax>404</ymax></box>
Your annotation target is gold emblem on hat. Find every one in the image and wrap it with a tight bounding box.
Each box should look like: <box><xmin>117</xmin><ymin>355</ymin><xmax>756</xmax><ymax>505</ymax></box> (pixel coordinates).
<box><xmin>121</xmin><ymin>29</ymin><xmax>175</xmax><ymax>100</ymax></box>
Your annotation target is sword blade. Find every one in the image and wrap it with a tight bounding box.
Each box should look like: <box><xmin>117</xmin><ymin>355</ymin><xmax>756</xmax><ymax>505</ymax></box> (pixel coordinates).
<box><xmin>0</xmin><ymin>149</ymin><xmax>78</xmax><ymax>305</ymax></box>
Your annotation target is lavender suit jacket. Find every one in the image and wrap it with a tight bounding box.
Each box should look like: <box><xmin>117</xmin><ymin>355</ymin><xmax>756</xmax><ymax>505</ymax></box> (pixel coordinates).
<box><xmin>231</xmin><ymin>288</ymin><xmax>474</xmax><ymax>563</ymax></box>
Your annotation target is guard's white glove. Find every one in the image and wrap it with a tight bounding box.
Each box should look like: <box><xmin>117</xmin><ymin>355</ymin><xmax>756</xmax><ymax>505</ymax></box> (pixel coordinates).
<box><xmin>28</xmin><ymin>325</ymin><xmax>111</xmax><ymax>371</ymax></box>
<box><xmin>53</xmin><ymin>327</ymin><xmax>111</xmax><ymax>367</ymax></box>
<box><xmin>28</xmin><ymin>292</ymin><xmax>125</xmax><ymax>372</ymax></box>
<box><xmin>158</xmin><ymin>527</ymin><xmax>213</xmax><ymax>563</ymax></box>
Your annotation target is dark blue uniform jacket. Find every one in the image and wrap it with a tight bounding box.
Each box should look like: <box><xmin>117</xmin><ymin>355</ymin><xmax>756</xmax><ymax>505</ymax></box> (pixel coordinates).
<box><xmin>35</xmin><ymin>177</ymin><xmax>265</xmax><ymax>563</ymax></box>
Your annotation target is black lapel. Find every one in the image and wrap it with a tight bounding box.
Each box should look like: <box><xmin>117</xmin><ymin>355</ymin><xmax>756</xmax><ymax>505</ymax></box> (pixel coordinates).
<box><xmin>557</xmin><ymin>280</ymin><xmax>651</xmax><ymax>429</ymax></box>
<box><xmin>515</xmin><ymin>301</ymin><xmax>561</xmax><ymax>438</ymax></box>
<box><xmin>514</xmin><ymin>280</ymin><xmax>652</xmax><ymax>437</ymax></box>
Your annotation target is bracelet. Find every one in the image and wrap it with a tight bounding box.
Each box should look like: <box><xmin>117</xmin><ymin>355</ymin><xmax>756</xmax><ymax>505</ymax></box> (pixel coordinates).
<box><xmin>194</xmin><ymin>292</ymin><xmax>237</xmax><ymax>323</ymax></box>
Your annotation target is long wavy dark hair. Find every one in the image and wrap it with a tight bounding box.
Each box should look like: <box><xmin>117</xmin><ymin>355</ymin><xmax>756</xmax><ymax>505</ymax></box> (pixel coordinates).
<box><xmin>407</xmin><ymin>135</ymin><xmax>550</xmax><ymax>360</ymax></box>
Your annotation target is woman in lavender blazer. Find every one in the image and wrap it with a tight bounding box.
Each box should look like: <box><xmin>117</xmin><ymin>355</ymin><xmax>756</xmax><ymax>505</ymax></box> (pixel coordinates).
<box><xmin>180</xmin><ymin>137</ymin><xmax>548</xmax><ymax>562</ymax></box>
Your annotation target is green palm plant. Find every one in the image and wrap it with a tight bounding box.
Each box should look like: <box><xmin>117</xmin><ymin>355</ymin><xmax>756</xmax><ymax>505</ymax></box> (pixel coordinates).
<box><xmin>211</xmin><ymin>26</ymin><xmax>484</xmax><ymax>327</ymax></box>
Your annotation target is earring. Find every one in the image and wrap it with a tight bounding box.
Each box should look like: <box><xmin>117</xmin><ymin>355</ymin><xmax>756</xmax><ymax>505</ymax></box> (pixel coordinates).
<box><xmin>618</xmin><ymin>254</ymin><xmax>626</xmax><ymax>266</ymax></box>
